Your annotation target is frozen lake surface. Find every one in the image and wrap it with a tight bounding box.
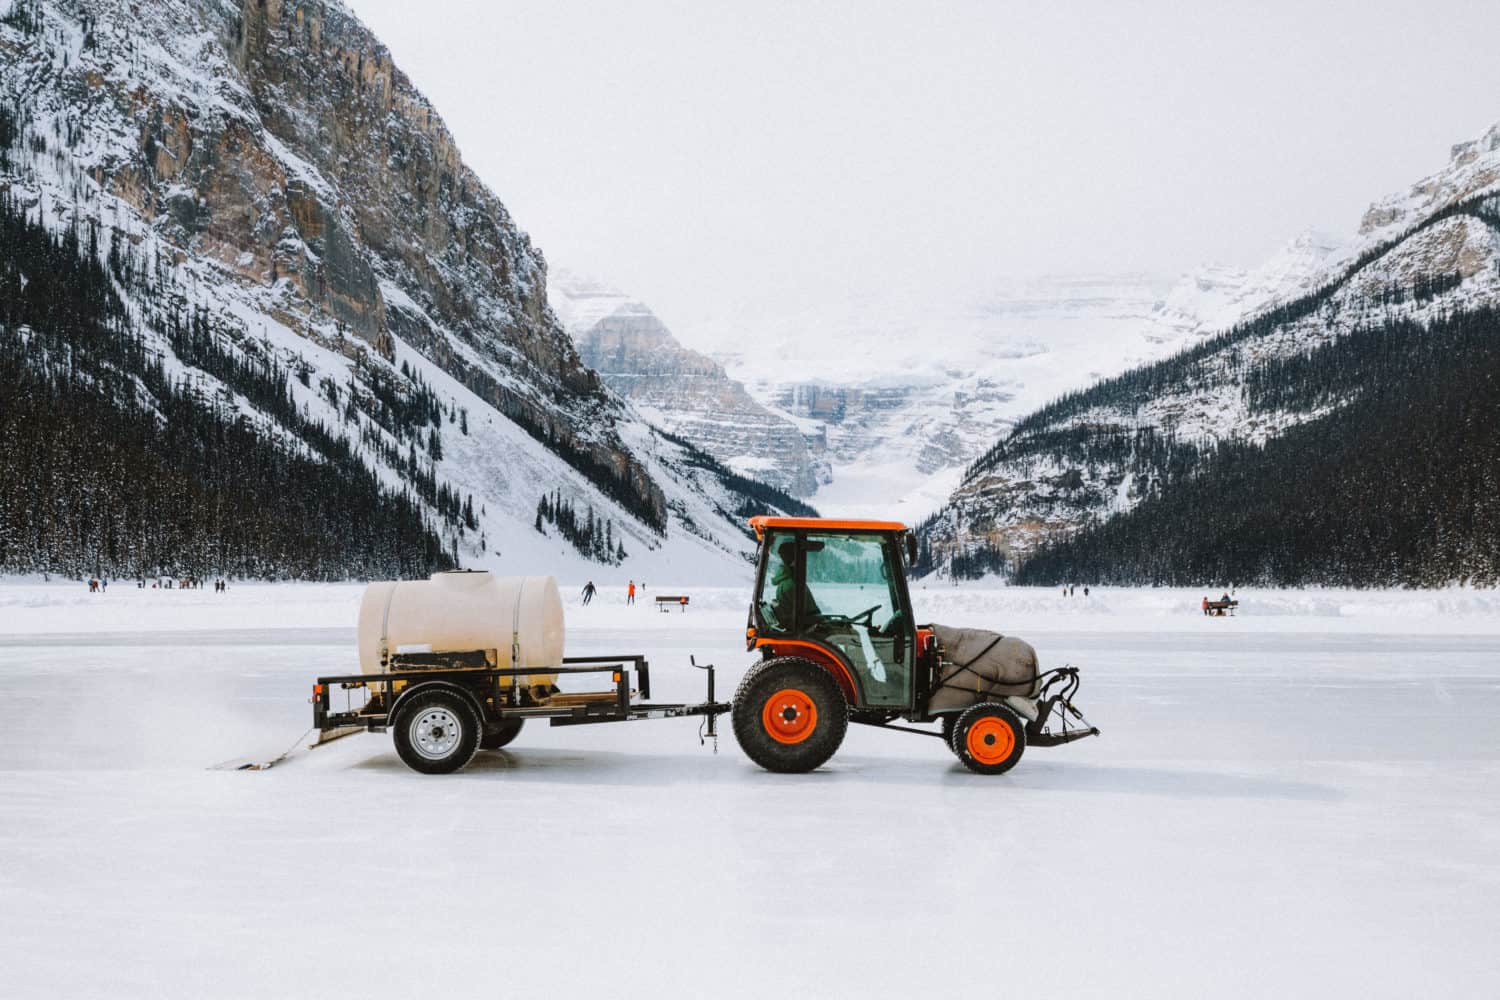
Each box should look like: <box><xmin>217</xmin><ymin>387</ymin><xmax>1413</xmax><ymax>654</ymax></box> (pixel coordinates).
<box><xmin>1</xmin><ymin>582</ymin><xmax>1497</xmax><ymax>998</ymax></box>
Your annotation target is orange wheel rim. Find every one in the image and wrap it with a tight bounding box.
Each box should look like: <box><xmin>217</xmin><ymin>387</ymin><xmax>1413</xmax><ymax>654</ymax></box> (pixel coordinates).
<box><xmin>762</xmin><ymin>688</ymin><xmax>818</xmax><ymax>745</ymax></box>
<box><xmin>966</xmin><ymin>717</ymin><xmax>1015</xmax><ymax>765</ymax></box>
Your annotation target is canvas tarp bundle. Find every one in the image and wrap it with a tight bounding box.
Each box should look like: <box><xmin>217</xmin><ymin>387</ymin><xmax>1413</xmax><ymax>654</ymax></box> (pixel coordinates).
<box><xmin>926</xmin><ymin>624</ymin><xmax>1040</xmax><ymax>712</ymax></box>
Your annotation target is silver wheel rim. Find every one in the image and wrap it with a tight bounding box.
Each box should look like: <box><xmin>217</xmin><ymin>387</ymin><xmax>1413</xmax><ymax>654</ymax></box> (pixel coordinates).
<box><xmin>409</xmin><ymin>707</ymin><xmax>463</xmax><ymax>760</ymax></box>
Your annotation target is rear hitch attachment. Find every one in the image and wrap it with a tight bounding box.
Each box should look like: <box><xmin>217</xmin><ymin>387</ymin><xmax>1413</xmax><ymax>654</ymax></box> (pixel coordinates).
<box><xmin>692</xmin><ymin>655</ymin><xmax>719</xmax><ymax>753</ymax></box>
<box><xmin>1027</xmin><ymin>666</ymin><xmax>1100</xmax><ymax>747</ymax></box>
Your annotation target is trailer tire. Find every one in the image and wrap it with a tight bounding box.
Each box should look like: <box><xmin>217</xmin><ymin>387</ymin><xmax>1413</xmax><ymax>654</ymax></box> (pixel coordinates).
<box><xmin>952</xmin><ymin>702</ymin><xmax>1026</xmax><ymax>775</ymax></box>
<box><xmin>392</xmin><ymin>689</ymin><xmax>482</xmax><ymax>774</ymax></box>
<box><xmin>732</xmin><ymin>656</ymin><xmax>848</xmax><ymax>773</ymax></box>
<box><xmin>479</xmin><ymin>717</ymin><xmax>525</xmax><ymax>751</ymax></box>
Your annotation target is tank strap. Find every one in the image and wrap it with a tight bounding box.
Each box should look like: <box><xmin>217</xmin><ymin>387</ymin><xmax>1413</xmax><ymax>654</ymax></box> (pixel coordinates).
<box><xmin>510</xmin><ymin>578</ymin><xmax>523</xmax><ymax>669</ymax></box>
<box><xmin>378</xmin><ymin>585</ymin><xmax>397</xmax><ymax>668</ymax></box>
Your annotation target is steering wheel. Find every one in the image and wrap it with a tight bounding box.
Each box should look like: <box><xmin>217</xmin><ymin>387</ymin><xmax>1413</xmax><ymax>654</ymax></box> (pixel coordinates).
<box><xmin>815</xmin><ymin>605</ymin><xmax>882</xmax><ymax>628</ymax></box>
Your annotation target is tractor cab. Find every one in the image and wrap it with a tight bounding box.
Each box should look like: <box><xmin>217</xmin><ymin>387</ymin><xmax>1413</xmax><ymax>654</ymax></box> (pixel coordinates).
<box><xmin>736</xmin><ymin>516</ymin><xmax>1098</xmax><ymax>775</ymax></box>
<box><xmin>747</xmin><ymin>517</ymin><xmax>923</xmax><ymax>713</ymax></box>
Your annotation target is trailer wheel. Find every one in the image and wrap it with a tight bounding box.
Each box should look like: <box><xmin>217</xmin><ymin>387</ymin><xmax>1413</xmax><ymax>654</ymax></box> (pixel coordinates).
<box><xmin>732</xmin><ymin>657</ymin><xmax>848</xmax><ymax>773</ymax></box>
<box><xmin>479</xmin><ymin>717</ymin><xmax>525</xmax><ymax>751</ymax></box>
<box><xmin>392</xmin><ymin>689</ymin><xmax>482</xmax><ymax>774</ymax></box>
<box><xmin>952</xmin><ymin>702</ymin><xmax>1026</xmax><ymax>775</ymax></box>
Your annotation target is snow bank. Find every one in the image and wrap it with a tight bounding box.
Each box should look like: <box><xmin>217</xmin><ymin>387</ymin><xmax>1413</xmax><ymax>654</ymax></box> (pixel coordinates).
<box><xmin>5</xmin><ymin>580</ymin><xmax>1499</xmax><ymax>637</ymax></box>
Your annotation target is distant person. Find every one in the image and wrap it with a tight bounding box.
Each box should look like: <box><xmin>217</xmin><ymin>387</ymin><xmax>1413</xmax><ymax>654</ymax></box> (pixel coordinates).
<box><xmin>1220</xmin><ymin>592</ymin><xmax>1231</xmax><ymax>604</ymax></box>
<box><xmin>101</xmin><ymin>579</ymin><xmax>108</xmax><ymax>592</ymax></box>
<box><xmin>88</xmin><ymin>579</ymin><xmax>97</xmax><ymax>593</ymax></box>
<box><xmin>582</xmin><ymin>581</ymin><xmax>596</xmax><ymax>605</ymax></box>
<box><xmin>1083</xmin><ymin>586</ymin><xmax>1089</xmax><ymax>597</ymax></box>
<box><xmin>627</xmin><ymin>581</ymin><xmax>636</xmax><ymax>606</ymax></box>
<box><xmin>1202</xmin><ymin>596</ymin><xmax>1209</xmax><ymax>616</ymax></box>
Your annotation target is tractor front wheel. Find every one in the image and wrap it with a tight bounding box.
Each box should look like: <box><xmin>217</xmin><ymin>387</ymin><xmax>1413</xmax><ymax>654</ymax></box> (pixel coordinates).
<box><xmin>952</xmin><ymin>702</ymin><xmax>1026</xmax><ymax>775</ymax></box>
<box><xmin>941</xmin><ymin>713</ymin><xmax>959</xmax><ymax>753</ymax></box>
<box><xmin>732</xmin><ymin>657</ymin><xmax>849</xmax><ymax>773</ymax></box>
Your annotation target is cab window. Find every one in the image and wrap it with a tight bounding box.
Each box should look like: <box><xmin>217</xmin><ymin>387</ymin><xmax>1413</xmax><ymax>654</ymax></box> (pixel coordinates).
<box><xmin>802</xmin><ymin>532</ymin><xmax>910</xmax><ymax>706</ymax></box>
<box><xmin>755</xmin><ymin>531</ymin><xmax>798</xmax><ymax>634</ymax></box>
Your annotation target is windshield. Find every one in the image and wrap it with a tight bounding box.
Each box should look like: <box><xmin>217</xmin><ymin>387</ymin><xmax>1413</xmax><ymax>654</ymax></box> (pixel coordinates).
<box><xmin>803</xmin><ymin>533</ymin><xmax>900</xmax><ymax>631</ymax></box>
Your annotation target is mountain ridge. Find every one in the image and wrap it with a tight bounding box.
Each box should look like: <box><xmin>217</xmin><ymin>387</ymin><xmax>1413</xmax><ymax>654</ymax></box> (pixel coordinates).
<box><xmin>919</xmin><ymin>119</ymin><xmax>1500</xmax><ymax>583</ymax></box>
<box><xmin>0</xmin><ymin>0</ymin><xmax>802</xmax><ymax>580</ymax></box>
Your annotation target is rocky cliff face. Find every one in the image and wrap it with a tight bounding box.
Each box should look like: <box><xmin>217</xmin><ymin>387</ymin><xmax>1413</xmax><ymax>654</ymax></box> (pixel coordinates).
<box><xmin>549</xmin><ymin>271</ymin><xmax>829</xmax><ymax>497</ymax></box>
<box><xmin>922</xmin><ymin>121</ymin><xmax>1500</xmax><ymax>576</ymax></box>
<box><xmin>0</xmin><ymin>0</ymin><xmax>800</xmax><ymax>575</ymax></box>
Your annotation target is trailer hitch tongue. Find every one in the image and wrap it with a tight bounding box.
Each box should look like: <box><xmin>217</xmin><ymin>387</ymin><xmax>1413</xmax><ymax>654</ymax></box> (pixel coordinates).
<box><xmin>691</xmin><ymin>656</ymin><xmax>719</xmax><ymax>753</ymax></box>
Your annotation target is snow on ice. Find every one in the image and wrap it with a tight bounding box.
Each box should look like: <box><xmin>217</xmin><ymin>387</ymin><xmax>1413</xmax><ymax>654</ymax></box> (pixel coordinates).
<box><xmin>1</xmin><ymin>580</ymin><xmax>1497</xmax><ymax>998</ymax></box>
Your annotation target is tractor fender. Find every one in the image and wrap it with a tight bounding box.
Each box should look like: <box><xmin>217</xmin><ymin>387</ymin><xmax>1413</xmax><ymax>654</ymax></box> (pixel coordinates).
<box><xmin>387</xmin><ymin>678</ymin><xmax>490</xmax><ymax>730</ymax></box>
<box><xmin>754</xmin><ymin>639</ymin><xmax>862</xmax><ymax>704</ymax></box>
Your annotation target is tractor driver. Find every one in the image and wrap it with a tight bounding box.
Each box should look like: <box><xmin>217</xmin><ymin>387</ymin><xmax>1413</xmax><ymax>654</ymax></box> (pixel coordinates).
<box><xmin>769</xmin><ymin>540</ymin><xmax>822</xmax><ymax>630</ymax></box>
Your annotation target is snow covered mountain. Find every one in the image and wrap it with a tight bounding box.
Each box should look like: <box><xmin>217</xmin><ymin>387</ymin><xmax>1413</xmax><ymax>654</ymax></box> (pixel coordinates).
<box><xmin>570</xmin><ymin>266</ymin><xmax>1336</xmax><ymax>523</ymax></box>
<box><xmin>548</xmin><ymin>270</ymin><xmax>828</xmax><ymax>497</ymax></box>
<box><xmin>0</xmin><ymin>0</ymin><xmax>804</xmax><ymax>581</ymax></box>
<box><xmin>921</xmin><ymin>120</ymin><xmax>1500</xmax><ymax>582</ymax></box>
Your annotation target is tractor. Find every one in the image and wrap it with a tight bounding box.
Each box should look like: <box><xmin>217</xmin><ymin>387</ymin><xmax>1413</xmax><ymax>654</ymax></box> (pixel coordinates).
<box><xmin>732</xmin><ymin>516</ymin><xmax>1098</xmax><ymax>774</ymax></box>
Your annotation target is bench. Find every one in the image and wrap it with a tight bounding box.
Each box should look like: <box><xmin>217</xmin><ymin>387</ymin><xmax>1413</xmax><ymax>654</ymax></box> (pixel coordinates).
<box><xmin>1204</xmin><ymin>600</ymin><xmax>1239</xmax><ymax>617</ymax></box>
<box><xmin>655</xmin><ymin>595</ymin><xmax>690</xmax><ymax>613</ymax></box>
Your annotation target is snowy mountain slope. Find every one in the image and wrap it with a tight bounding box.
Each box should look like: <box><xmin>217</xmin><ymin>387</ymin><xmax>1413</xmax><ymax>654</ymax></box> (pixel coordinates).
<box><xmin>548</xmin><ymin>270</ymin><xmax>829</xmax><ymax>497</ymax></box>
<box><xmin>920</xmin><ymin>120</ymin><xmax>1500</xmax><ymax>578</ymax></box>
<box><xmin>0</xmin><ymin>0</ymin><xmax>796</xmax><ymax>581</ymax></box>
<box><xmin>572</xmin><ymin>256</ymin><xmax>1352</xmax><ymax>522</ymax></box>
<box><xmin>1150</xmin><ymin>229</ymin><xmax>1343</xmax><ymax>344</ymax></box>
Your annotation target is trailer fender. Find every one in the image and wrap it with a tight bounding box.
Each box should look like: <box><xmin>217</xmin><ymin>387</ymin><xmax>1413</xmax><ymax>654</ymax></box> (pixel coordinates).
<box><xmin>387</xmin><ymin>679</ymin><xmax>490</xmax><ymax>733</ymax></box>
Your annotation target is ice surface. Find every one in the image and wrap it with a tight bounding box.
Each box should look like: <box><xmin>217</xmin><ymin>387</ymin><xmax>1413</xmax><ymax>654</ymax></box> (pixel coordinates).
<box><xmin>1</xmin><ymin>581</ymin><xmax>1497</xmax><ymax>998</ymax></box>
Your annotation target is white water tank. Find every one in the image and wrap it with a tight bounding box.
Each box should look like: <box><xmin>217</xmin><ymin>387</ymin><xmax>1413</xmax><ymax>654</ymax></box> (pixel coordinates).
<box><xmin>356</xmin><ymin>572</ymin><xmax>565</xmax><ymax>690</ymax></box>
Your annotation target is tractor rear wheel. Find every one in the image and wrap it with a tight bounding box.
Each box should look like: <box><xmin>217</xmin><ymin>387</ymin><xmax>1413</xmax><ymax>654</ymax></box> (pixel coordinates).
<box><xmin>479</xmin><ymin>717</ymin><xmax>525</xmax><ymax>751</ymax></box>
<box><xmin>732</xmin><ymin>656</ymin><xmax>849</xmax><ymax>773</ymax></box>
<box><xmin>952</xmin><ymin>702</ymin><xmax>1026</xmax><ymax>775</ymax></box>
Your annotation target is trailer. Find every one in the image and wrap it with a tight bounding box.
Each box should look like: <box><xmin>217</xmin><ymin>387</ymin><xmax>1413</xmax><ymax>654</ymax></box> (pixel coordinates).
<box><xmin>311</xmin><ymin>651</ymin><xmax>729</xmax><ymax>774</ymax></box>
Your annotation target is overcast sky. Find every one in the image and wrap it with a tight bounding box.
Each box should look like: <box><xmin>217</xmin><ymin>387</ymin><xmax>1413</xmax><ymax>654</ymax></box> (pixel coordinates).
<box><xmin>347</xmin><ymin>0</ymin><xmax>1500</xmax><ymax>336</ymax></box>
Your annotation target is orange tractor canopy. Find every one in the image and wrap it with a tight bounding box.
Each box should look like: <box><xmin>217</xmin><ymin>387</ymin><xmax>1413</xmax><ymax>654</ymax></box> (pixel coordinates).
<box><xmin>733</xmin><ymin>516</ymin><xmax>1098</xmax><ymax>774</ymax></box>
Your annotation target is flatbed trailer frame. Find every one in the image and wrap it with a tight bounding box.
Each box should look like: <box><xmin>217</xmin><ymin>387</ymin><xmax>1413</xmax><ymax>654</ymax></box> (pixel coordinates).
<box><xmin>312</xmin><ymin>653</ymin><xmax>730</xmax><ymax>745</ymax></box>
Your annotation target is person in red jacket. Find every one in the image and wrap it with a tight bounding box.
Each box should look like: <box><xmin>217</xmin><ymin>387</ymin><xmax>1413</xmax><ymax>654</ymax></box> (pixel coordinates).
<box><xmin>627</xmin><ymin>581</ymin><xmax>636</xmax><ymax>606</ymax></box>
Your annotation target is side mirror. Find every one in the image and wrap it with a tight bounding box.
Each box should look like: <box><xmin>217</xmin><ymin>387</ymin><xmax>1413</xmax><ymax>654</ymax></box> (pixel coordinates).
<box><xmin>905</xmin><ymin>531</ymin><xmax>918</xmax><ymax>566</ymax></box>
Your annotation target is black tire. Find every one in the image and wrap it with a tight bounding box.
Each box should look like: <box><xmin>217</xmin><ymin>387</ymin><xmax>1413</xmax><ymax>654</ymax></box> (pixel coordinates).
<box><xmin>479</xmin><ymin>717</ymin><xmax>525</xmax><ymax>751</ymax></box>
<box><xmin>941</xmin><ymin>713</ymin><xmax>959</xmax><ymax>753</ymax></box>
<box><xmin>392</xmin><ymin>689</ymin><xmax>482</xmax><ymax>774</ymax></box>
<box><xmin>952</xmin><ymin>702</ymin><xmax>1026</xmax><ymax>775</ymax></box>
<box><xmin>732</xmin><ymin>656</ymin><xmax>849</xmax><ymax>773</ymax></box>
